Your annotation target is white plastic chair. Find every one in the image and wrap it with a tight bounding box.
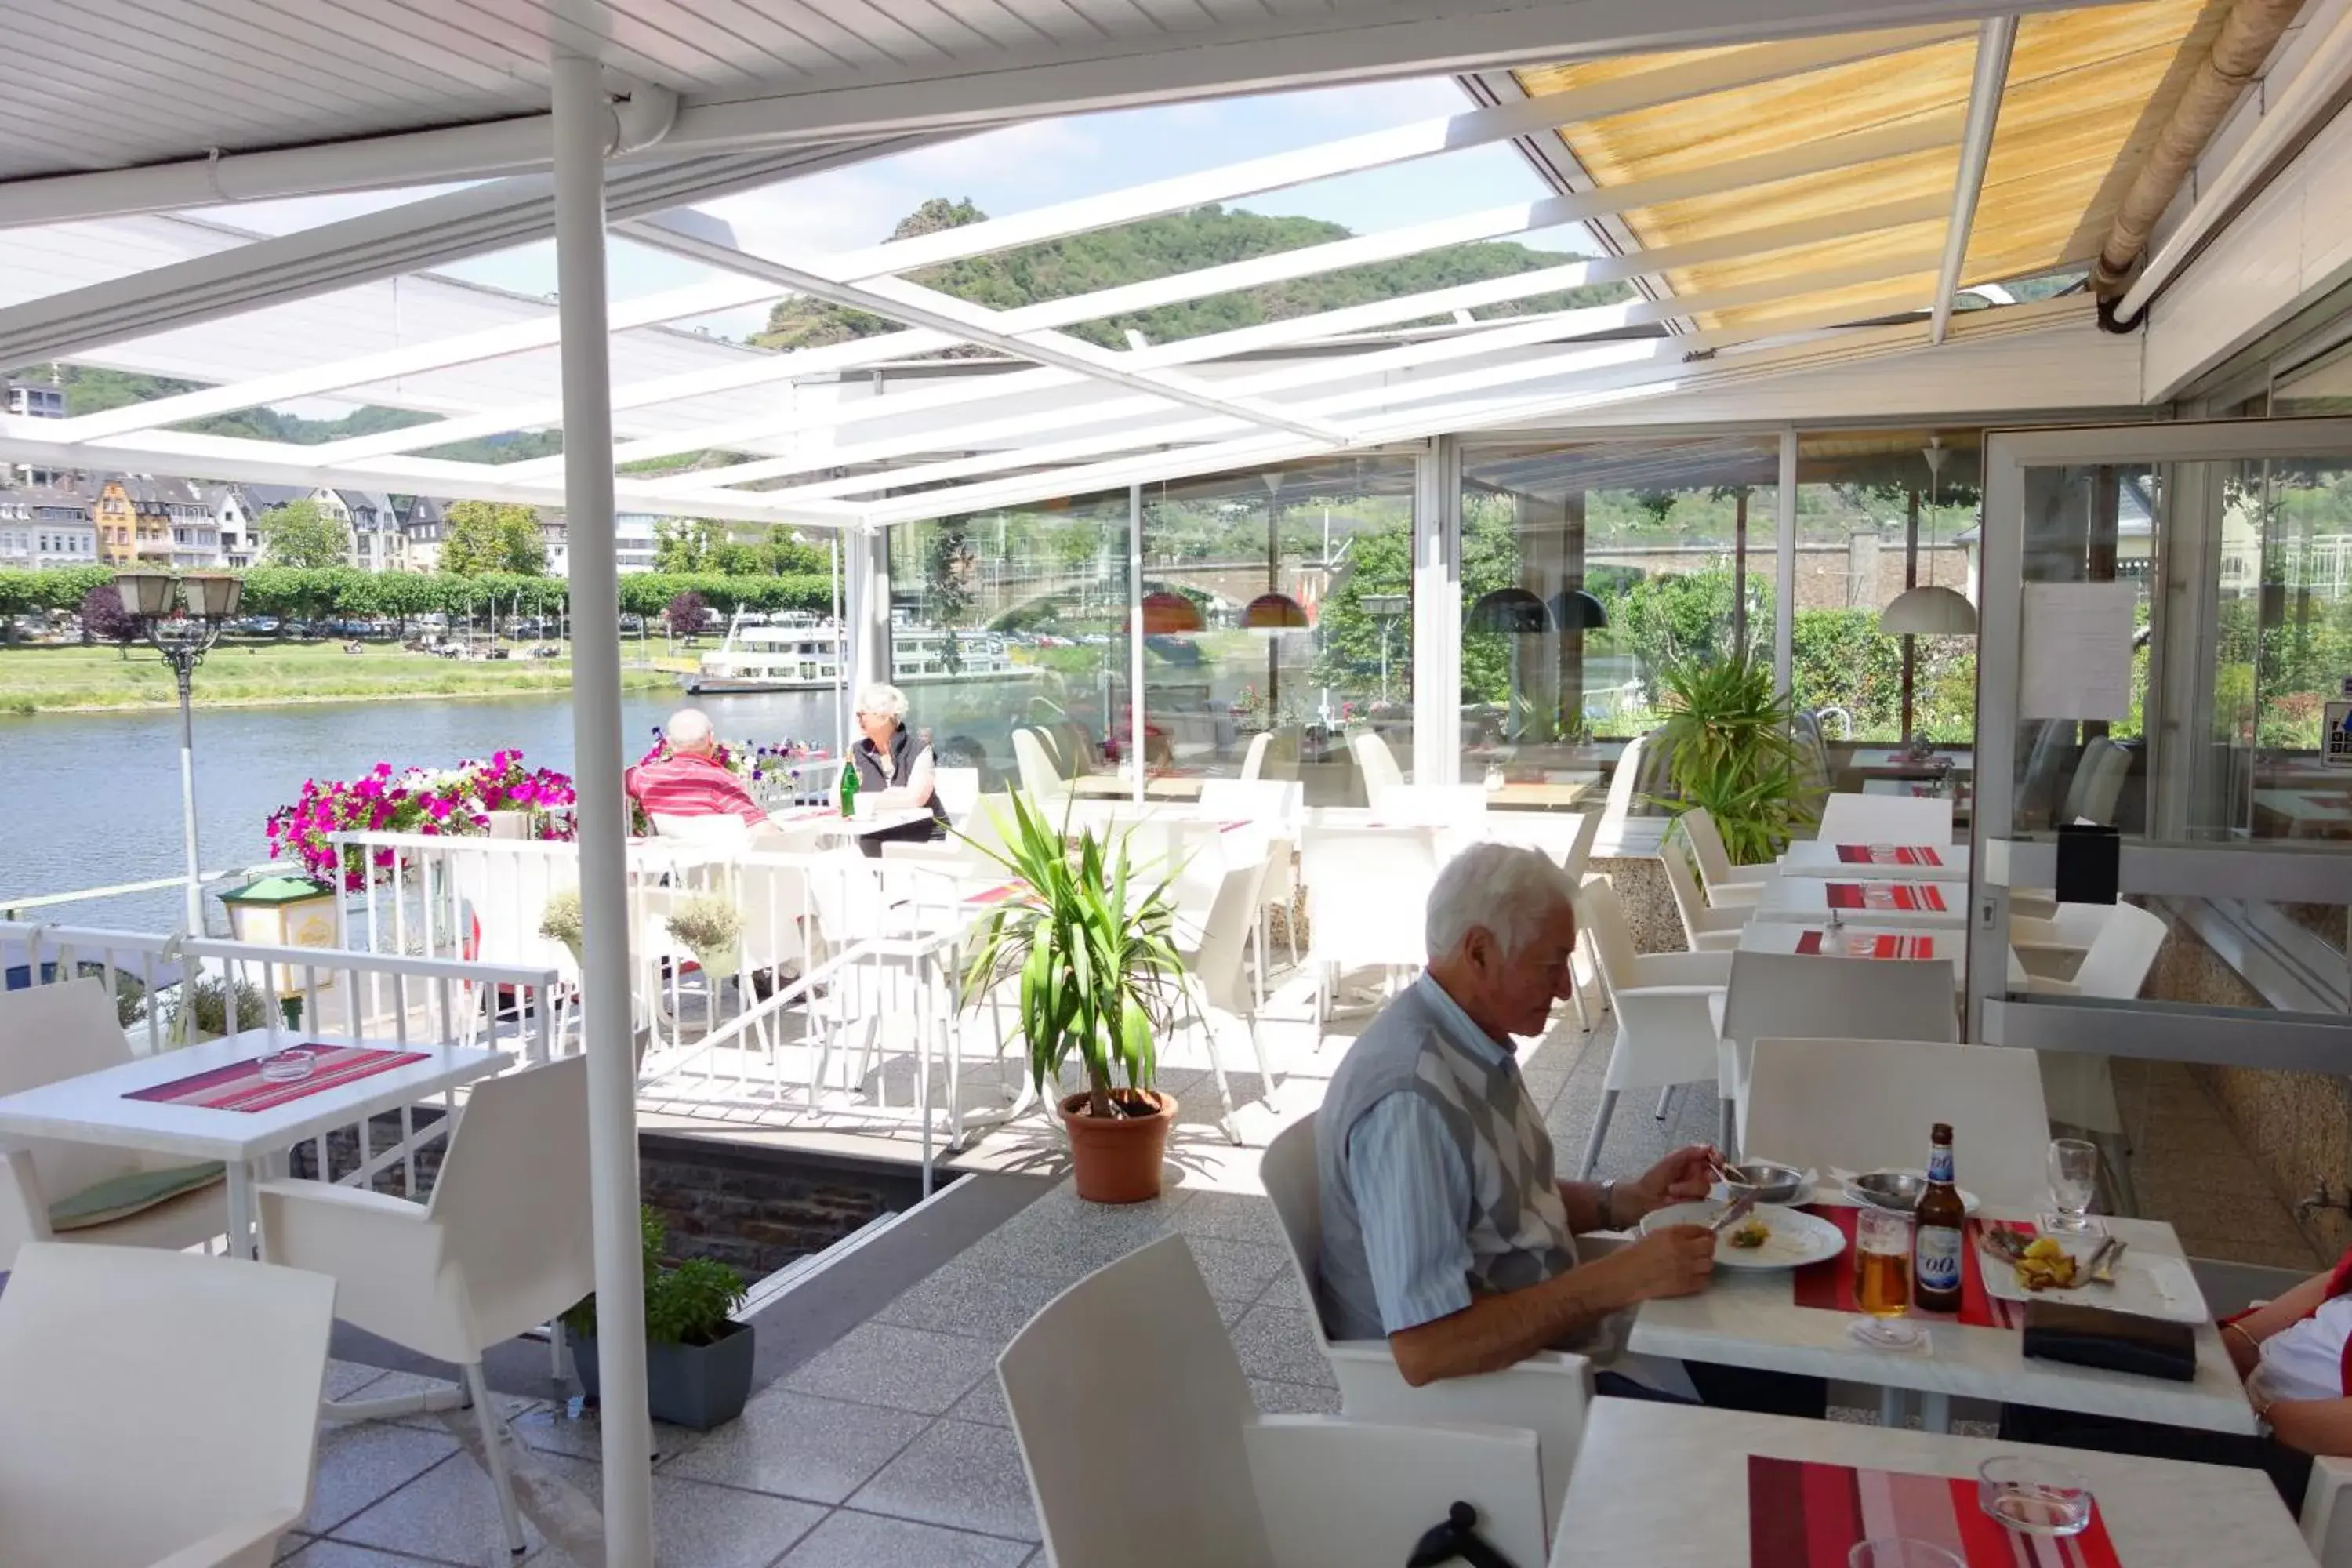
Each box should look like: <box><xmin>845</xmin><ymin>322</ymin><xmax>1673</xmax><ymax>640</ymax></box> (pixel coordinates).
<box><xmin>1592</xmin><ymin>729</ymin><xmax>1652</xmax><ymax>847</ymax></box>
<box><xmin>1196</xmin><ymin>779</ymin><xmax>1305</xmax><ymax>996</ymax></box>
<box><xmin>2009</xmin><ymin>902</ymin><xmax>2113</xmax><ymax>979</ymax></box>
<box><xmin>1679</xmin><ymin>807</ymin><xmax>1774</xmax><ymax>906</ymax></box>
<box><xmin>0</xmin><ymin>1243</ymin><xmax>336</xmax><ymax>1568</ymax></box>
<box><xmin>1575</xmin><ymin>881</ymin><xmax>1732</xmax><ymax>1178</ymax></box>
<box><xmin>2304</xmin><ymin>1457</ymin><xmax>2352</xmax><ymax>1568</ymax></box>
<box><xmin>1348</xmin><ymin>729</ymin><xmax>1406</xmax><ymax>807</ymax></box>
<box><xmin>256</xmin><ymin>1055</ymin><xmax>596</xmax><ymax>1559</ymax></box>
<box><xmin>2025</xmin><ymin>902</ymin><xmax>2165</xmax><ymax>1196</ymax></box>
<box><xmin>1011</xmin><ymin>728</ymin><xmax>1069</xmax><ymax>807</ymax></box>
<box><xmin>1261</xmin><ymin>1120</ymin><xmax>1586</xmax><ymax>1541</ymax></box>
<box><xmin>1743</xmin><ymin>1037</ymin><xmax>2053</xmax><ymax>1210</ymax></box>
<box><xmin>0</xmin><ymin>978</ymin><xmax>227</xmax><ymax>1269</ymax></box>
<box><xmin>1002</xmin><ymin>1233</ymin><xmax>1546</xmax><ymax>1568</ymax></box>
<box><xmin>2060</xmin><ymin>736</ymin><xmax>2132</xmax><ymax>826</ymax></box>
<box><xmin>1237</xmin><ymin>728</ymin><xmax>1272</xmax><ymax>782</ymax></box>
<box><xmin>1372</xmin><ymin>782</ymin><xmax>1489</xmax><ymax>833</ymax></box>
<box><xmin>648</xmin><ymin>811</ymin><xmax>754</xmax><ymax>850</ymax></box>
<box><xmin>1482</xmin><ymin>810</ymin><xmax>1602</xmax><ymax>1028</ymax></box>
<box><xmin>1175</xmin><ymin>858</ymin><xmax>1279</xmax><ymax>1142</ymax></box>
<box><xmin>1299</xmin><ymin>824</ymin><xmax>1442</xmax><ymax>1036</ymax></box>
<box><xmin>1816</xmin><ymin>791</ymin><xmax>1956</xmax><ymax>846</ymax></box>
<box><xmin>1659</xmin><ymin>843</ymin><xmax>1747</xmax><ymax>953</ymax></box>
<box><xmin>2026</xmin><ymin>902</ymin><xmax>2165</xmax><ymax>1003</ymax></box>
<box><xmin>1716</xmin><ymin>947</ymin><xmax>1958</xmax><ymax>1155</ymax></box>
<box><xmin>932</xmin><ymin>764</ymin><xmax>982</xmax><ymax>820</ymax></box>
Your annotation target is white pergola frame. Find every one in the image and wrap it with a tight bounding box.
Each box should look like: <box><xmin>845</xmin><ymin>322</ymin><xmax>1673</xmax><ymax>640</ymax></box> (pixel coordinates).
<box><xmin>0</xmin><ymin>20</ymin><xmax>2060</xmax><ymax>536</ymax></box>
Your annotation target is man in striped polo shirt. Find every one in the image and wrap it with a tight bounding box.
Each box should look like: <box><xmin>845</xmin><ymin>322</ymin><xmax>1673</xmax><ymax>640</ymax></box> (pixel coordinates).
<box><xmin>625</xmin><ymin>707</ymin><xmax>768</xmax><ymax>829</ymax></box>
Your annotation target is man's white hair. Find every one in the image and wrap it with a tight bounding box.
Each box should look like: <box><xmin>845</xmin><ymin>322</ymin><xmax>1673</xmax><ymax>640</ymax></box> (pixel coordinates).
<box><xmin>1425</xmin><ymin>842</ymin><xmax>1580</xmax><ymax>961</ymax></box>
<box><xmin>855</xmin><ymin>682</ymin><xmax>909</xmax><ymax>721</ymax></box>
<box><xmin>666</xmin><ymin>707</ymin><xmax>716</xmax><ymax>751</ymax></box>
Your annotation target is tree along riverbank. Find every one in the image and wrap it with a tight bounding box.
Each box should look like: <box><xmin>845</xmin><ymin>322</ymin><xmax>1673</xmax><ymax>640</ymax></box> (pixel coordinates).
<box><xmin>0</xmin><ymin>641</ymin><xmax>680</xmax><ymax>715</ymax></box>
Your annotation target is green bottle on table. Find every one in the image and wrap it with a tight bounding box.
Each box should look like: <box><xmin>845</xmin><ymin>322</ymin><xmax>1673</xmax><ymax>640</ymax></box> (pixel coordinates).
<box><xmin>839</xmin><ymin>756</ymin><xmax>859</xmax><ymax>818</ymax></box>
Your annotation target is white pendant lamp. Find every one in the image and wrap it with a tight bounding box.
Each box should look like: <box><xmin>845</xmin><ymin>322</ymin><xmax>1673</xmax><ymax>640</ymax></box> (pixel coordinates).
<box><xmin>1879</xmin><ymin>437</ymin><xmax>1978</xmax><ymax>636</ymax></box>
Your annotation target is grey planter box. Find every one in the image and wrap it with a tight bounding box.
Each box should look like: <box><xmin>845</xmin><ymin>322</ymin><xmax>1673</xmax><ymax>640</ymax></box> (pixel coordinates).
<box><xmin>573</xmin><ymin>1320</ymin><xmax>755</xmax><ymax>1431</ymax></box>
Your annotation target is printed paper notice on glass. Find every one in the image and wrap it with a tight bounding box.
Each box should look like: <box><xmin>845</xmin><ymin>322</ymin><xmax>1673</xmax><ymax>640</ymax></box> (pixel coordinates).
<box><xmin>2019</xmin><ymin>583</ymin><xmax>2140</xmax><ymax>719</ymax></box>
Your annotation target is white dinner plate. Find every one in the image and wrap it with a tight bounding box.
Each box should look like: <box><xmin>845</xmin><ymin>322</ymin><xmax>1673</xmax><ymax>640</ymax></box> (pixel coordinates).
<box><xmin>1640</xmin><ymin>1202</ymin><xmax>1848</xmax><ymax>1270</ymax></box>
<box><xmin>1976</xmin><ymin>1231</ymin><xmax>2209</xmax><ymax>1322</ymax></box>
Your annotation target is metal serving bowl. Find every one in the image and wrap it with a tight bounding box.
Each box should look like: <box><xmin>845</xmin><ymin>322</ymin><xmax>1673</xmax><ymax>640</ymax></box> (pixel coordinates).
<box><xmin>1722</xmin><ymin>1160</ymin><xmax>1806</xmax><ymax>1203</ymax></box>
<box><xmin>1844</xmin><ymin>1169</ymin><xmax>1928</xmax><ymax>1212</ymax></box>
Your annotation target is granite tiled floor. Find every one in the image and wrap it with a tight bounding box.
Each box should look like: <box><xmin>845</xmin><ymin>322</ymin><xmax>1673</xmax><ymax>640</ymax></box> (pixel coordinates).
<box><xmin>292</xmin><ymin>946</ymin><xmax>2314</xmax><ymax>1563</ymax></box>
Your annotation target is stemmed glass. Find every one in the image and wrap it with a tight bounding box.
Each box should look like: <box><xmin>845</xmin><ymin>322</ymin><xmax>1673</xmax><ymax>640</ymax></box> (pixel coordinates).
<box><xmin>2045</xmin><ymin>1138</ymin><xmax>2102</xmax><ymax>1234</ymax></box>
<box><xmin>1849</xmin><ymin>1541</ymin><xmax>1962</xmax><ymax>1568</ymax></box>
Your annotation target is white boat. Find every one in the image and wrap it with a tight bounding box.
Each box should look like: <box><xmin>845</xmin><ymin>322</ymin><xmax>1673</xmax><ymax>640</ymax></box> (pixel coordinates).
<box><xmin>684</xmin><ymin>612</ymin><xmax>1034</xmax><ymax>694</ymax></box>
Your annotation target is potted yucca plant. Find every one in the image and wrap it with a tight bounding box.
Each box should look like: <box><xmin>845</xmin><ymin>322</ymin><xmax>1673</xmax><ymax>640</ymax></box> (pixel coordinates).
<box><xmin>1650</xmin><ymin>652</ymin><xmax>1820</xmax><ymax>865</ymax></box>
<box><xmin>960</xmin><ymin>792</ymin><xmax>1189</xmax><ymax>1203</ymax></box>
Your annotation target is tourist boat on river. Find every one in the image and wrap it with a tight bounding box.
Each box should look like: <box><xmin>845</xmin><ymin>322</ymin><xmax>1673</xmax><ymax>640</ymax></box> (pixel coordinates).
<box><xmin>685</xmin><ymin>612</ymin><xmax>1034</xmax><ymax>695</ymax></box>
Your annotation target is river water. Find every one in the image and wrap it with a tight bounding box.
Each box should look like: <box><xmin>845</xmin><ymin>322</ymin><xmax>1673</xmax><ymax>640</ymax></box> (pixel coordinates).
<box><xmin>0</xmin><ymin>685</ymin><xmax>862</xmax><ymax>934</ymax></box>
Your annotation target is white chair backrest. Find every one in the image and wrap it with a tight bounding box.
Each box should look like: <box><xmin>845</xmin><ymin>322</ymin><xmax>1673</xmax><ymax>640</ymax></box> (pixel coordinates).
<box><xmin>956</xmin><ymin>791</ymin><xmax>1022</xmax><ymax>866</ymax></box>
<box><xmin>1299</xmin><ymin>826</ymin><xmax>1441</xmax><ymax>969</ymax></box>
<box><xmin>1596</xmin><ymin>730</ymin><xmax>1651</xmax><ymax>836</ymax></box>
<box><xmin>933</xmin><ymin>764</ymin><xmax>982</xmax><ymax>820</ymax></box>
<box><xmin>0</xmin><ymin>1242</ymin><xmax>334</xmax><ymax>1568</ymax></box>
<box><xmin>1238</xmin><ymin>729</ymin><xmax>1272</xmax><ymax>782</ymax></box>
<box><xmin>425</xmin><ymin>1056</ymin><xmax>595</xmax><ymax>1343</ymax></box>
<box><xmin>800</xmin><ymin>848</ymin><xmax>890</xmax><ymax>953</ymax></box>
<box><xmin>1261</xmin><ymin>1119</ymin><xmax>1333</xmax><ymax>1348</ymax></box>
<box><xmin>1718</xmin><ymin>949</ymin><xmax>1957</xmax><ymax>1051</ymax></box>
<box><xmin>1011</xmin><ymin>728</ymin><xmax>1065</xmax><ymax>797</ymax></box>
<box><xmin>1744</xmin><ymin>1038</ymin><xmax>2053</xmax><ymax>1209</ymax></box>
<box><xmin>2018</xmin><ymin>719</ymin><xmax>2074</xmax><ymax>830</ymax></box>
<box><xmin>1349</xmin><ymin>731</ymin><xmax>1406</xmax><ymax>804</ymax></box>
<box><xmin>448</xmin><ymin>844</ymin><xmax>577</xmax><ymax>975</ymax></box>
<box><xmin>1000</xmin><ymin>1235</ymin><xmax>1273</xmax><ymax>1568</ymax></box>
<box><xmin>2069</xmin><ymin>902</ymin><xmax>2168</xmax><ymax>999</ymax></box>
<box><xmin>734</xmin><ymin>857</ymin><xmax>810</xmax><ymax>973</ymax></box>
<box><xmin>1679</xmin><ymin>807</ymin><xmax>1740</xmax><ymax>887</ymax></box>
<box><xmin>1657</xmin><ymin>844</ymin><xmax>1716</xmax><ymax>946</ymax></box>
<box><xmin>1374</xmin><ymin>782</ymin><xmax>1487</xmax><ymax>829</ymax></box>
<box><xmin>1816</xmin><ymin>791</ymin><xmax>1955</xmax><ymax>846</ymax></box>
<box><xmin>1247</xmin><ymin>1417</ymin><xmax>1544</xmax><ymax>1568</ymax></box>
<box><xmin>2062</xmin><ymin>737</ymin><xmax>2132</xmax><ymax>826</ymax></box>
<box><xmin>1189</xmin><ymin>859</ymin><xmax>1272</xmax><ymax>1014</ymax></box>
<box><xmin>0</xmin><ymin>978</ymin><xmax>143</xmax><ymax>1200</ymax></box>
<box><xmin>1197</xmin><ymin>778</ymin><xmax>1300</xmax><ymax>828</ymax></box>
<box><xmin>649</xmin><ymin>811</ymin><xmax>754</xmax><ymax>850</ymax></box>
<box><xmin>1573</xmin><ymin>880</ymin><xmax>1642</xmax><ymax>993</ymax></box>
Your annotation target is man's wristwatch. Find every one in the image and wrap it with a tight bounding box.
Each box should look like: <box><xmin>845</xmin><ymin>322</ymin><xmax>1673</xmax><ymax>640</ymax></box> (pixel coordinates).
<box><xmin>1599</xmin><ymin>1179</ymin><xmax>1620</xmax><ymax>1229</ymax></box>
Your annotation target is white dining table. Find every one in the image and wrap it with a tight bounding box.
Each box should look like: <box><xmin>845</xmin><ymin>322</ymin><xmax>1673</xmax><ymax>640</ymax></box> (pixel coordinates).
<box><xmin>1748</xmin><ymin>874</ymin><xmax>1969</xmax><ymax>928</ymax></box>
<box><xmin>1548</xmin><ymin>1399</ymin><xmax>2309</xmax><ymax>1568</ymax></box>
<box><xmin>1778</xmin><ymin>840</ymin><xmax>1973</xmax><ymax>881</ymax></box>
<box><xmin>0</xmin><ymin>1029</ymin><xmax>510</xmax><ymax>1258</ymax></box>
<box><xmin>1737</xmin><ymin>920</ymin><xmax>1968</xmax><ymax>986</ymax></box>
<box><xmin>1628</xmin><ymin>1200</ymin><xmax>2257</xmax><ymax>1438</ymax></box>
<box><xmin>766</xmin><ymin>803</ymin><xmax>938</xmax><ymax>839</ymax></box>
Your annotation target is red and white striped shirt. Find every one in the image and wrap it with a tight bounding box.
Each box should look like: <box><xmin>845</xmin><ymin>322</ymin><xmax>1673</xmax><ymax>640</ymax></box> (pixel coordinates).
<box><xmin>2246</xmin><ymin>1250</ymin><xmax>2352</xmax><ymax>1406</ymax></box>
<box><xmin>623</xmin><ymin>752</ymin><xmax>767</xmax><ymax>828</ymax></box>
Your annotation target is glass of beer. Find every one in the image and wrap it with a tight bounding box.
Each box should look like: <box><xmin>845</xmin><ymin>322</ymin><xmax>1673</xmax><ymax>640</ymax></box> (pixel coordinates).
<box><xmin>1854</xmin><ymin>1207</ymin><xmax>1913</xmax><ymax>1318</ymax></box>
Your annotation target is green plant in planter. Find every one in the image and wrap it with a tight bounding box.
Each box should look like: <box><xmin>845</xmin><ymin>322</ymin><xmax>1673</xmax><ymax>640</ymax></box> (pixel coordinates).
<box><xmin>1650</xmin><ymin>653</ymin><xmax>1819</xmax><ymax>865</ymax></box>
<box><xmin>959</xmin><ymin>791</ymin><xmax>1189</xmax><ymax>1120</ymax></box>
<box><xmin>664</xmin><ymin>894</ymin><xmax>743</xmax><ymax>978</ymax></box>
<box><xmin>537</xmin><ymin>888</ymin><xmax>584</xmax><ymax>960</ymax></box>
<box><xmin>561</xmin><ymin>1207</ymin><xmax>747</xmax><ymax>1348</ymax></box>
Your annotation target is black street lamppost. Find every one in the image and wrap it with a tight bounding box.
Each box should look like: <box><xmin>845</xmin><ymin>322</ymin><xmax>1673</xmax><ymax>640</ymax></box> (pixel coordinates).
<box><xmin>115</xmin><ymin>569</ymin><xmax>242</xmax><ymax>934</ymax></box>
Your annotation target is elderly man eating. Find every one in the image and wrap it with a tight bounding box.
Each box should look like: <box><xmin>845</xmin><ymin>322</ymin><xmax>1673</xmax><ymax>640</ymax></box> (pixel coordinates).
<box><xmin>1315</xmin><ymin>841</ymin><xmax>1822</xmax><ymax>1414</ymax></box>
<box><xmin>625</xmin><ymin>707</ymin><xmax>768</xmax><ymax>830</ymax></box>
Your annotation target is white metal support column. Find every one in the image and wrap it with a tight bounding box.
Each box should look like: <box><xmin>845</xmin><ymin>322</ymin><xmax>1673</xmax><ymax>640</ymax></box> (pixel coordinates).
<box><xmin>1775</xmin><ymin>426</ymin><xmax>1797</xmax><ymax>695</ymax></box>
<box><xmin>552</xmin><ymin>52</ymin><xmax>657</xmax><ymax>1568</ymax></box>
<box><xmin>1129</xmin><ymin>483</ymin><xmax>1146</xmax><ymax>805</ymax></box>
<box><xmin>844</xmin><ymin>528</ymin><xmax>891</xmax><ymax>698</ymax></box>
<box><xmin>1411</xmin><ymin>437</ymin><xmax>1462</xmax><ymax>786</ymax></box>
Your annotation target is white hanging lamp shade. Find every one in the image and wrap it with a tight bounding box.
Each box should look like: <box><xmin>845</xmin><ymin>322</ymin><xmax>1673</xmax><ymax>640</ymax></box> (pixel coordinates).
<box><xmin>1879</xmin><ymin>585</ymin><xmax>1978</xmax><ymax>635</ymax></box>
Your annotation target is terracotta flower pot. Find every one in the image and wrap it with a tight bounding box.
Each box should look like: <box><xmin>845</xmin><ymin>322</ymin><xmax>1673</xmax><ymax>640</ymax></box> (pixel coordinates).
<box><xmin>1059</xmin><ymin>1089</ymin><xmax>1177</xmax><ymax>1204</ymax></box>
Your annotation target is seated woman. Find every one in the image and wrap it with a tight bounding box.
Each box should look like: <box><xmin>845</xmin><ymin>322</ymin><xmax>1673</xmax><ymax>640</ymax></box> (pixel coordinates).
<box><xmin>841</xmin><ymin>682</ymin><xmax>949</xmax><ymax>855</ymax></box>
<box><xmin>2005</xmin><ymin>1247</ymin><xmax>2352</xmax><ymax>1509</ymax></box>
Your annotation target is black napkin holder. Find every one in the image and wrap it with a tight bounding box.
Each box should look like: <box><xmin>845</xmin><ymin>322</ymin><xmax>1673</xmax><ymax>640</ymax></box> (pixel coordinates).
<box><xmin>2021</xmin><ymin>1300</ymin><xmax>2196</xmax><ymax>1382</ymax></box>
<box><xmin>2053</xmin><ymin>822</ymin><xmax>2121</xmax><ymax>906</ymax></box>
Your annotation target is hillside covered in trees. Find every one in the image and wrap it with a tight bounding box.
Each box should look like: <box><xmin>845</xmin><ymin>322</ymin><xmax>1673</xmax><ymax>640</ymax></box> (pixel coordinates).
<box><xmin>759</xmin><ymin>198</ymin><xmax>1632</xmax><ymax>353</ymax></box>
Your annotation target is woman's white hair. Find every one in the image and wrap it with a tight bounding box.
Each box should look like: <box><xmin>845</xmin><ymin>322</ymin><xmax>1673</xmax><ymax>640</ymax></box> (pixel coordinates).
<box><xmin>1425</xmin><ymin>842</ymin><xmax>1580</xmax><ymax>961</ymax></box>
<box><xmin>854</xmin><ymin>682</ymin><xmax>909</xmax><ymax>720</ymax></box>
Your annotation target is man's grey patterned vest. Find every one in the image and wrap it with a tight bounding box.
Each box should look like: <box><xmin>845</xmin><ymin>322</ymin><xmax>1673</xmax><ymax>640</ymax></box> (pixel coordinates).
<box><xmin>1316</xmin><ymin>981</ymin><xmax>1578</xmax><ymax>1342</ymax></box>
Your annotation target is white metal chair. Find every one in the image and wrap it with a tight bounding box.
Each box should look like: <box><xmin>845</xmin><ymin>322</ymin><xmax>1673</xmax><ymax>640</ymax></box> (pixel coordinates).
<box><xmin>1348</xmin><ymin>729</ymin><xmax>1406</xmax><ymax>807</ymax></box>
<box><xmin>256</xmin><ymin>1055</ymin><xmax>596</xmax><ymax>1559</ymax></box>
<box><xmin>1815</xmin><ymin>791</ymin><xmax>1956</xmax><ymax>845</ymax></box>
<box><xmin>1261</xmin><ymin>1119</ymin><xmax>1586</xmax><ymax>1541</ymax></box>
<box><xmin>1715</xmin><ymin>947</ymin><xmax>1958</xmax><ymax>1154</ymax></box>
<box><xmin>1743</xmin><ymin>1037</ymin><xmax>2053</xmax><ymax>1210</ymax></box>
<box><xmin>0</xmin><ymin>977</ymin><xmax>228</xmax><ymax>1270</ymax></box>
<box><xmin>1678</xmin><ymin>807</ymin><xmax>1775</xmax><ymax>906</ymax></box>
<box><xmin>1237</xmin><ymin>728</ymin><xmax>1272</xmax><ymax>782</ymax></box>
<box><xmin>0</xmin><ymin>1243</ymin><xmax>337</xmax><ymax>1568</ymax></box>
<box><xmin>1659</xmin><ymin>842</ymin><xmax>1747</xmax><ymax>953</ymax></box>
<box><xmin>1299</xmin><ymin>824</ymin><xmax>1443</xmax><ymax>1036</ymax></box>
<box><xmin>1002</xmin><ymin>1233</ymin><xmax>1546</xmax><ymax>1568</ymax></box>
<box><xmin>1575</xmin><ymin>881</ymin><xmax>1733</xmax><ymax>1178</ymax></box>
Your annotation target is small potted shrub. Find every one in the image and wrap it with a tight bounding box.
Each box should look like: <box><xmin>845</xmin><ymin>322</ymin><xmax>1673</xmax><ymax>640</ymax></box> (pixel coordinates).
<box><xmin>537</xmin><ymin>888</ymin><xmax>584</xmax><ymax>966</ymax></box>
<box><xmin>665</xmin><ymin>894</ymin><xmax>743</xmax><ymax>981</ymax></box>
<box><xmin>565</xmin><ymin>1208</ymin><xmax>753</xmax><ymax>1431</ymax></box>
<box><xmin>961</xmin><ymin>792</ymin><xmax>1187</xmax><ymax>1203</ymax></box>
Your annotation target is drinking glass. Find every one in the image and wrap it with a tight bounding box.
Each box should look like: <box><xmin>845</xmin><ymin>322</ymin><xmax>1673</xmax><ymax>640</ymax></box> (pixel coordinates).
<box><xmin>2046</xmin><ymin>1138</ymin><xmax>2100</xmax><ymax>1232</ymax></box>
<box><xmin>1853</xmin><ymin>1207</ymin><xmax>1913</xmax><ymax>1319</ymax></box>
<box><xmin>1849</xmin><ymin>1540</ymin><xmax>1962</xmax><ymax>1568</ymax></box>
<box><xmin>1978</xmin><ymin>1455</ymin><xmax>2092</xmax><ymax>1536</ymax></box>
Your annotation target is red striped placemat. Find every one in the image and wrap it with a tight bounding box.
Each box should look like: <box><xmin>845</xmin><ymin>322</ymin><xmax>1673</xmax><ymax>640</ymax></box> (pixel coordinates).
<box><xmin>1836</xmin><ymin>844</ymin><xmax>1944</xmax><ymax>866</ymax></box>
<box><xmin>964</xmin><ymin>881</ymin><xmax>1024</xmax><ymax>906</ymax></box>
<box><xmin>1825</xmin><ymin>881</ymin><xmax>1948</xmax><ymax>913</ymax></box>
<box><xmin>1791</xmin><ymin>1209</ymin><xmax>2029</xmax><ymax>1329</ymax></box>
<box><xmin>125</xmin><ymin>1044</ymin><xmax>428</xmax><ymax>1114</ymax></box>
<box><xmin>1795</xmin><ymin>931</ymin><xmax>1939</xmax><ymax>960</ymax></box>
<box><xmin>1748</xmin><ymin>1456</ymin><xmax>2121</xmax><ymax>1567</ymax></box>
